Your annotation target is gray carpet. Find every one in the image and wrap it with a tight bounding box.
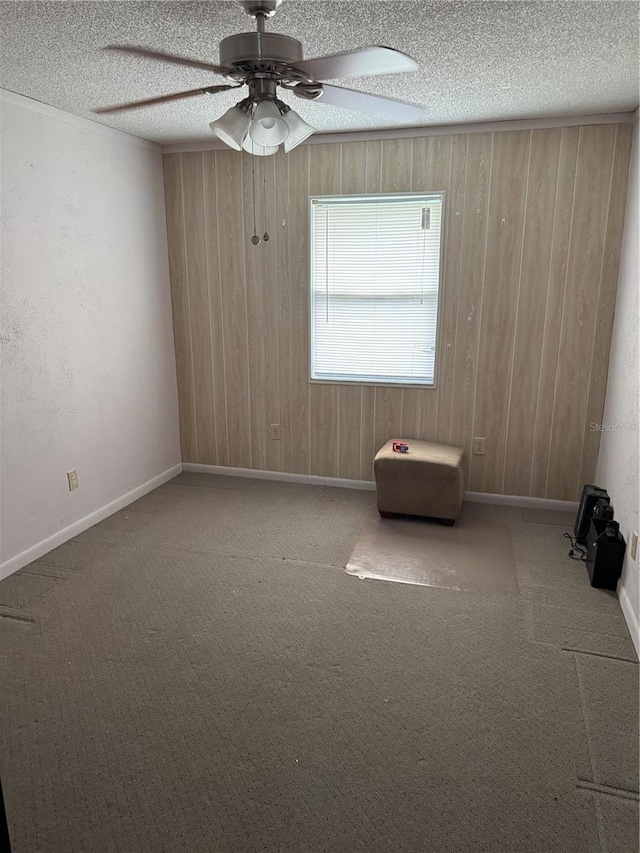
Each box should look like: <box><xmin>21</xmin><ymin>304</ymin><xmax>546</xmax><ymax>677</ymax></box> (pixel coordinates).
<box><xmin>0</xmin><ymin>473</ymin><xmax>638</xmax><ymax>852</ymax></box>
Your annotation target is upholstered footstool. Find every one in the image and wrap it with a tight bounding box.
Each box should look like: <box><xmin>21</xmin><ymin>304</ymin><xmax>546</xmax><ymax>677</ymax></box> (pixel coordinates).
<box><xmin>374</xmin><ymin>439</ymin><xmax>465</xmax><ymax>524</ymax></box>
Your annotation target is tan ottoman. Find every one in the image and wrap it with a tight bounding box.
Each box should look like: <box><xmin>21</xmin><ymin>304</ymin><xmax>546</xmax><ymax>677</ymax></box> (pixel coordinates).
<box><xmin>374</xmin><ymin>439</ymin><xmax>465</xmax><ymax>525</ymax></box>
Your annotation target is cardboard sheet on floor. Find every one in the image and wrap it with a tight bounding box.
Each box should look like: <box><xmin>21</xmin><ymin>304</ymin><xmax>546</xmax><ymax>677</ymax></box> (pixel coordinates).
<box><xmin>346</xmin><ymin>503</ymin><xmax>518</xmax><ymax>595</ymax></box>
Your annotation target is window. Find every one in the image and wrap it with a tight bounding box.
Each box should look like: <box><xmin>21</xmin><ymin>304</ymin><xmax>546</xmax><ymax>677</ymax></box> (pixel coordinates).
<box><xmin>310</xmin><ymin>192</ymin><xmax>444</xmax><ymax>387</ymax></box>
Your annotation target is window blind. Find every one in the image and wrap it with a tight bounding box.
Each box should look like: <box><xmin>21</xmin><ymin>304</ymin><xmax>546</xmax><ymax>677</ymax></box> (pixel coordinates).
<box><xmin>310</xmin><ymin>193</ymin><xmax>444</xmax><ymax>386</ymax></box>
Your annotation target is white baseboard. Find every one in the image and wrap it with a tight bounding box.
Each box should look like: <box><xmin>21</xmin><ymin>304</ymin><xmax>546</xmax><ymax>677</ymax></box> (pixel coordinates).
<box><xmin>182</xmin><ymin>463</ymin><xmax>376</xmax><ymax>491</ymax></box>
<box><xmin>182</xmin><ymin>463</ymin><xmax>579</xmax><ymax>512</ymax></box>
<box><xmin>617</xmin><ymin>582</ymin><xmax>640</xmax><ymax>660</ymax></box>
<box><xmin>0</xmin><ymin>463</ymin><xmax>182</xmax><ymax>581</ymax></box>
<box><xmin>465</xmin><ymin>491</ymin><xmax>579</xmax><ymax>512</ymax></box>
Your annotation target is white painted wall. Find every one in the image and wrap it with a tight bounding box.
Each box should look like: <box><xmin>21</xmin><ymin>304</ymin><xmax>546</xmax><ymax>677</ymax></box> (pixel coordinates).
<box><xmin>595</xmin><ymin>118</ymin><xmax>640</xmax><ymax>657</ymax></box>
<box><xmin>0</xmin><ymin>90</ymin><xmax>181</xmax><ymax>577</ymax></box>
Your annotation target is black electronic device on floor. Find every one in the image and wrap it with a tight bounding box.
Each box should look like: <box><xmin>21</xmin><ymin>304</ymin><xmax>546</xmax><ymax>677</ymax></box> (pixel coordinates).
<box><xmin>574</xmin><ymin>485</ymin><xmax>610</xmax><ymax>545</ymax></box>
<box><xmin>592</xmin><ymin>498</ymin><xmax>614</xmax><ymax>523</ymax></box>
<box><xmin>585</xmin><ymin>518</ymin><xmax>626</xmax><ymax>590</ymax></box>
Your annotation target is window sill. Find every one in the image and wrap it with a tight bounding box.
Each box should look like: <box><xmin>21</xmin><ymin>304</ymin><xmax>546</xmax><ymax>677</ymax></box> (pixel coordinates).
<box><xmin>309</xmin><ymin>378</ymin><xmax>438</xmax><ymax>391</ymax></box>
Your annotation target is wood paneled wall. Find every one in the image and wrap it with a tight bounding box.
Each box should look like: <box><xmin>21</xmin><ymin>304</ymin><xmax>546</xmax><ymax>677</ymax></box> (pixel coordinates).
<box><xmin>163</xmin><ymin>123</ymin><xmax>632</xmax><ymax>501</ymax></box>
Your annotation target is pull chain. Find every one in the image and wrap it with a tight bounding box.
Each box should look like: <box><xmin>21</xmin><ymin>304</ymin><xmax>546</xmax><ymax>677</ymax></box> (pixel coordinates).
<box><xmin>262</xmin><ymin>156</ymin><xmax>270</xmax><ymax>243</ymax></box>
<box><xmin>251</xmin><ymin>146</ymin><xmax>260</xmax><ymax>245</ymax></box>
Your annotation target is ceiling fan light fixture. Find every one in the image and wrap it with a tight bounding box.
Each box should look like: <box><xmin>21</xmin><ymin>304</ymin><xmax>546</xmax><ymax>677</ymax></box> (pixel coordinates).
<box><xmin>280</xmin><ymin>105</ymin><xmax>315</xmax><ymax>152</ymax></box>
<box><xmin>209</xmin><ymin>101</ymin><xmax>251</xmax><ymax>150</ymax></box>
<box><xmin>241</xmin><ymin>135</ymin><xmax>279</xmax><ymax>156</ymax></box>
<box><xmin>249</xmin><ymin>99</ymin><xmax>289</xmax><ymax>147</ymax></box>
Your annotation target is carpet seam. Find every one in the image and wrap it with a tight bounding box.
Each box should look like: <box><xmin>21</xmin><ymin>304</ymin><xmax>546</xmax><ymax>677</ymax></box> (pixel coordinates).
<box><xmin>20</xmin><ymin>566</ymin><xmax>69</xmax><ymax>580</ymax></box>
<box><xmin>573</xmin><ymin>653</ymin><xmax>598</xmax><ymax>787</ymax></box>
<box><xmin>577</xmin><ymin>779</ymin><xmax>640</xmax><ymax>802</ymax></box>
<box><xmin>0</xmin><ymin>610</ymin><xmax>34</xmax><ymax>624</ymax></box>
<box><xmin>562</xmin><ymin>647</ymin><xmax>639</xmax><ymax>665</ymax></box>
<box><xmin>591</xmin><ymin>793</ymin><xmax>608</xmax><ymax>853</ymax></box>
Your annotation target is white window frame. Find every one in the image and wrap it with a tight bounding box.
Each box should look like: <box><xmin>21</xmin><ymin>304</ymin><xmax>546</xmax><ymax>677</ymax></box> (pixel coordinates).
<box><xmin>308</xmin><ymin>191</ymin><xmax>445</xmax><ymax>389</ymax></box>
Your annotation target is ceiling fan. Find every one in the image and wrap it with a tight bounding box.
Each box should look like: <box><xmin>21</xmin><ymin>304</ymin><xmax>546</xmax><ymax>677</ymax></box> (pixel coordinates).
<box><xmin>95</xmin><ymin>0</ymin><xmax>423</xmax><ymax>155</ymax></box>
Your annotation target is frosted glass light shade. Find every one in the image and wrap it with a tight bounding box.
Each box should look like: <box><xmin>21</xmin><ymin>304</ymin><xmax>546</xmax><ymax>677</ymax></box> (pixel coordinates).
<box><xmin>283</xmin><ymin>109</ymin><xmax>314</xmax><ymax>152</ymax></box>
<box><xmin>209</xmin><ymin>105</ymin><xmax>251</xmax><ymax>151</ymax></box>
<box><xmin>249</xmin><ymin>100</ymin><xmax>289</xmax><ymax>147</ymax></box>
<box><xmin>242</xmin><ymin>136</ymin><xmax>279</xmax><ymax>156</ymax></box>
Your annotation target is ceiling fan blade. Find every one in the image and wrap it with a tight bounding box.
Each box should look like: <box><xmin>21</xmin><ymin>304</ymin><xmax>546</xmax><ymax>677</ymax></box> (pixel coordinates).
<box><xmin>291</xmin><ymin>46</ymin><xmax>417</xmax><ymax>81</ymax></box>
<box><xmin>296</xmin><ymin>83</ymin><xmax>423</xmax><ymax>123</ymax></box>
<box><xmin>93</xmin><ymin>85</ymin><xmax>236</xmax><ymax>114</ymax></box>
<box><xmin>104</xmin><ymin>45</ymin><xmax>229</xmax><ymax>76</ymax></box>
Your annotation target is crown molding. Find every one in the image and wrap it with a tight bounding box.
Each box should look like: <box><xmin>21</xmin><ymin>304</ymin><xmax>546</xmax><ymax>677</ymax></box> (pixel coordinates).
<box><xmin>162</xmin><ymin>110</ymin><xmax>638</xmax><ymax>154</ymax></box>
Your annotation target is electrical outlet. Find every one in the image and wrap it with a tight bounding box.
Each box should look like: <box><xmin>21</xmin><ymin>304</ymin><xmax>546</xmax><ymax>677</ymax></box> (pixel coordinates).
<box><xmin>270</xmin><ymin>424</ymin><xmax>281</xmax><ymax>441</ymax></box>
<box><xmin>631</xmin><ymin>531</ymin><xmax>638</xmax><ymax>561</ymax></box>
<box><xmin>472</xmin><ymin>437</ymin><xmax>486</xmax><ymax>456</ymax></box>
<box><xmin>67</xmin><ymin>469</ymin><xmax>79</xmax><ymax>491</ymax></box>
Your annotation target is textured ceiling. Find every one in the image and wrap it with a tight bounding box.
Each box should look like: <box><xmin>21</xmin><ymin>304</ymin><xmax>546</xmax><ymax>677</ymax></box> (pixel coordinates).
<box><xmin>0</xmin><ymin>1</ymin><xmax>638</xmax><ymax>146</ymax></box>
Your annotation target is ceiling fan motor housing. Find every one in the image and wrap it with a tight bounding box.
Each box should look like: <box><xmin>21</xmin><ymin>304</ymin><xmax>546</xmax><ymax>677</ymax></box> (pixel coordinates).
<box><xmin>219</xmin><ymin>32</ymin><xmax>303</xmax><ymax>75</ymax></box>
